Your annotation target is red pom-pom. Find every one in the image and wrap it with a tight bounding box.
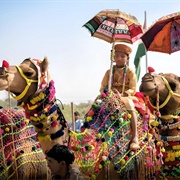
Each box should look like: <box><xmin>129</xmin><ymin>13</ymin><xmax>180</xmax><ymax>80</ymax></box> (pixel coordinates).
<box><xmin>88</xmin><ymin>110</ymin><xmax>94</xmax><ymax>116</ymax></box>
<box><xmin>52</xmin><ymin>120</ymin><xmax>58</xmax><ymax>127</ymax></box>
<box><xmin>2</xmin><ymin>60</ymin><xmax>9</xmax><ymax>68</ymax></box>
<box><xmin>125</xmin><ymin>155</ymin><xmax>129</xmax><ymax>160</ymax></box>
<box><xmin>148</xmin><ymin>66</ymin><xmax>155</xmax><ymax>73</ymax></box>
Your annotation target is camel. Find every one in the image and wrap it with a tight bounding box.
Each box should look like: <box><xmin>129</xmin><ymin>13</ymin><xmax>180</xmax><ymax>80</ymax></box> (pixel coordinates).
<box><xmin>0</xmin><ymin>108</ymin><xmax>51</xmax><ymax>180</ymax></box>
<box><xmin>0</xmin><ymin>57</ymin><xmax>157</xmax><ymax>180</ymax></box>
<box><xmin>140</xmin><ymin>70</ymin><xmax>180</xmax><ymax>179</ymax></box>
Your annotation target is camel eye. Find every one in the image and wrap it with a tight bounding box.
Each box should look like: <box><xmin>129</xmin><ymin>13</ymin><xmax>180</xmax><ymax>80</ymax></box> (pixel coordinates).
<box><xmin>24</xmin><ymin>72</ymin><xmax>33</xmax><ymax>77</ymax></box>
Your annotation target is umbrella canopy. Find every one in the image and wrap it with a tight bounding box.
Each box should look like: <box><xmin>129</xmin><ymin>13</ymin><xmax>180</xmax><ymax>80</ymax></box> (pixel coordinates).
<box><xmin>141</xmin><ymin>11</ymin><xmax>180</xmax><ymax>54</ymax></box>
<box><xmin>83</xmin><ymin>9</ymin><xmax>143</xmax><ymax>44</ymax></box>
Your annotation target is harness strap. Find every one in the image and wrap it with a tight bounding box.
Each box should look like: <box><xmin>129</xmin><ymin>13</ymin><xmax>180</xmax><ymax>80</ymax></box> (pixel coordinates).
<box><xmin>11</xmin><ymin>66</ymin><xmax>38</xmax><ymax>101</ymax></box>
<box><xmin>148</xmin><ymin>76</ymin><xmax>180</xmax><ymax>109</ymax></box>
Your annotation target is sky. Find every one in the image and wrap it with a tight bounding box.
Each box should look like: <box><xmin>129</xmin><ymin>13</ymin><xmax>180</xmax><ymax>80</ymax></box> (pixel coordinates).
<box><xmin>0</xmin><ymin>0</ymin><xmax>180</xmax><ymax>104</ymax></box>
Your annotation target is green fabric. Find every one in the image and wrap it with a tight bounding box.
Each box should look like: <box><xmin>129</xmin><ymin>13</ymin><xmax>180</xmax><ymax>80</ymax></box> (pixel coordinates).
<box><xmin>134</xmin><ymin>42</ymin><xmax>146</xmax><ymax>82</ymax></box>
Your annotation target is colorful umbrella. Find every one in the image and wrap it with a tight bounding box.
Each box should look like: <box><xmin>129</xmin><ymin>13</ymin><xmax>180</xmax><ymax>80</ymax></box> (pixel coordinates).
<box><xmin>83</xmin><ymin>9</ymin><xmax>143</xmax><ymax>90</ymax></box>
<box><xmin>83</xmin><ymin>9</ymin><xmax>143</xmax><ymax>44</ymax></box>
<box><xmin>141</xmin><ymin>11</ymin><xmax>180</xmax><ymax>54</ymax></box>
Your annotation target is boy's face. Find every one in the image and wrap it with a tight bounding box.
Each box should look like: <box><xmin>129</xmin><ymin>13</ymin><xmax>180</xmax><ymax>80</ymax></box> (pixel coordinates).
<box><xmin>114</xmin><ymin>51</ymin><xmax>129</xmax><ymax>67</ymax></box>
<box><xmin>47</xmin><ymin>157</ymin><xmax>64</xmax><ymax>175</ymax></box>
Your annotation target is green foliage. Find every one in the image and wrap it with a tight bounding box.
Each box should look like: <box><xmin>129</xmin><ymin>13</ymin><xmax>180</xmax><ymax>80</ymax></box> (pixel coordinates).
<box><xmin>58</xmin><ymin>100</ymin><xmax>93</xmax><ymax>122</ymax></box>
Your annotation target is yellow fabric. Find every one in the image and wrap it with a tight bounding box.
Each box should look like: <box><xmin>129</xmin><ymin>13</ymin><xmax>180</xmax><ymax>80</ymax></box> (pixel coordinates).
<box><xmin>100</xmin><ymin>66</ymin><xmax>136</xmax><ymax>96</ymax></box>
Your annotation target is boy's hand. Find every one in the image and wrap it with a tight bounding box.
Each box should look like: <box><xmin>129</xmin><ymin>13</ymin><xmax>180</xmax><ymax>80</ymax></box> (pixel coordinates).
<box><xmin>122</xmin><ymin>91</ymin><xmax>129</xmax><ymax>97</ymax></box>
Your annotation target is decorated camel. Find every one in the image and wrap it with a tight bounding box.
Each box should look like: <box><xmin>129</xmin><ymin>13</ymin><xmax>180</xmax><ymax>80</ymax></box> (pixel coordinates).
<box><xmin>140</xmin><ymin>69</ymin><xmax>180</xmax><ymax>179</ymax></box>
<box><xmin>0</xmin><ymin>57</ymin><xmax>157</xmax><ymax>179</ymax></box>
<box><xmin>0</xmin><ymin>107</ymin><xmax>51</xmax><ymax>179</ymax></box>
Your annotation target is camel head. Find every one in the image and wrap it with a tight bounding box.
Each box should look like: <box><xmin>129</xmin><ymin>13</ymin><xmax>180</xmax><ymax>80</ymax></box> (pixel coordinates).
<box><xmin>139</xmin><ymin>71</ymin><xmax>180</xmax><ymax>115</ymax></box>
<box><xmin>0</xmin><ymin>57</ymin><xmax>49</xmax><ymax>103</ymax></box>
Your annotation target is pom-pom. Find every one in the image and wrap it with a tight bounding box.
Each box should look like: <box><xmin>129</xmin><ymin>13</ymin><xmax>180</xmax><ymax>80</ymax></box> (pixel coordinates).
<box><xmin>83</xmin><ymin>122</ymin><xmax>90</xmax><ymax>128</ymax></box>
<box><xmin>101</xmin><ymin>138</ymin><xmax>105</xmax><ymax>142</ymax></box>
<box><xmin>81</xmin><ymin>147</ymin><xmax>86</xmax><ymax>152</ymax></box>
<box><xmin>2</xmin><ymin>60</ymin><xmax>9</xmax><ymax>68</ymax></box>
<box><xmin>88</xmin><ymin>110</ymin><xmax>94</xmax><ymax>116</ymax></box>
<box><xmin>108</xmin><ymin>131</ymin><xmax>112</xmax><ymax>136</ymax></box>
<box><xmin>114</xmin><ymin>165</ymin><xmax>118</xmax><ymax>170</ymax></box>
<box><xmin>21</xmin><ymin>121</ymin><xmax>26</xmax><ymax>127</ymax></box>
<box><xmin>101</xmin><ymin>93</ymin><xmax>106</xmax><ymax>99</ymax></box>
<box><xmin>125</xmin><ymin>155</ymin><xmax>129</xmax><ymax>160</ymax></box>
<box><xmin>123</xmin><ymin>114</ymin><xmax>127</xmax><ymax>120</ymax></box>
<box><xmin>52</xmin><ymin>120</ymin><xmax>58</xmax><ymax>127</ymax></box>
<box><xmin>85</xmin><ymin>146</ymin><xmax>89</xmax><ymax>151</ymax></box>
<box><xmin>110</xmin><ymin>128</ymin><xmax>114</xmax><ymax>133</ymax></box>
<box><xmin>96</xmin><ymin>99</ymin><xmax>102</xmax><ymax>104</ymax></box>
<box><xmin>8</xmin><ymin>157</ymin><xmax>12</xmax><ymax>162</ymax></box>
<box><xmin>148</xmin><ymin>66</ymin><xmax>155</xmax><ymax>73</ymax></box>
<box><xmin>86</xmin><ymin>116</ymin><xmax>92</xmax><ymax>122</ymax></box>
<box><xmin>102</xmin><ymin>155</ymin><xmax>108</xmax><ymax>161</ymax></box>
<box><xmin>103</xmin><ymin>88</ymin><xmax>109</xmax><ymax>93</ymax></box>
<box><xmin>36</xmin><ymin>144</ymin><xmax>41</xmax><ymax>148</ymax></box>
<box><xmin>119</xmin><ymin>118</ymin><xmax>123</xmax><ymax>122</ymax></box>
<box><xmin>120</xmin><ymin>159</ymin><xmax>125</xmax><ymax>165</ymax></box>
<box><xmin>142</xmin><ymin>124</ymin><xmax>148</xmax><ymax>131</ymax></box>
<box><xmin>156</xmin><ymin>111</ymin><xmax>161</xmax><ymax>117</ymax></box>
<box><xmin>147</xmin><ymin>145</ymin><xmax>153</xmax><ymax>151</ymax></box>
<box><xmin>20</xmin><ymin>150</ymin><xmax>24</xmax><ymax>153</ymax></box>
<box><xmin>127</xmin><ymin>113</ymin><xmax>131</xmax><ymax>119</ymax></box>
<box><xmin>5</xmin><ymin>127</ymin><xmax>10</xmax><ymax>132</ymax></box>
<box><xmin>97</xmin><ymin>133</ymin><xmax>102</xmax><ymax>138</ymax></box>
<box><xmin>32</xmin><ymin>146</ymin><xmax>36</xmax><ymax>151</ymax></box>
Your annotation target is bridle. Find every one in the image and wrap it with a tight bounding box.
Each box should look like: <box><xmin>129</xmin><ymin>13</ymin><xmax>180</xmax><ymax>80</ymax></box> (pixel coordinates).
<box><xmin>11</xmin><ymin>66</ymin><xmax>38</xmax><ymax>101</ymax></box>
<box><xmin>143</xmin><ymin>73</ymin><xmax>180</xmax><ymax>110</ymax></box>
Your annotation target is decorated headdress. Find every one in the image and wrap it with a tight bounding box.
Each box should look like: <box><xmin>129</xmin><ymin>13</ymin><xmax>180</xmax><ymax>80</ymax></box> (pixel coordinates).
<box><xmin>30</xmin><ymin>58</ymin><xmax>49</xmax><ymax>94</ymax></box>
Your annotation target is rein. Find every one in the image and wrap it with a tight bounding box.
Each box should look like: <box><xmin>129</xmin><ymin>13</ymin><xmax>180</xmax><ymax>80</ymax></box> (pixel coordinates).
<box><xmin>11</xmin><ymin>66</ymin><xmax>38</xmax><ymax>101</ymax></box>
<box><xmin>147</xmin><ymin>75</ymin><xmax>180</xmax><ymax>110</ymax></box>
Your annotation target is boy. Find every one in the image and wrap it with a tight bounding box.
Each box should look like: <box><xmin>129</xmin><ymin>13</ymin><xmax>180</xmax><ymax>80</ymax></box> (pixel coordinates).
<box><xmin>46</xmin><ymin>144</ymin><xmax>86</xmax><ymax>180</ymax></box>
<box><xmin>100</xmin><ymin>43</ymin><xmax>139</xmax><ymax>150</ymax></box>
<box><xmin>74</xmin><ymin>111</ymin><xmax>84</xmax><ymax>133</ymax></box>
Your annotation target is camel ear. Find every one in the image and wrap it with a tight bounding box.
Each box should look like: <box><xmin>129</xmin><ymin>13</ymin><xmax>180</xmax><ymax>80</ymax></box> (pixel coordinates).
<box><xmin>178</xmin><ymin>76</ymin><xmax>180</xmax><ymax>82</ymax></box>
<box><xmin>41</xmin><ymin>56</ymin><xmax>49</xmax><ymax>73</ymax></box>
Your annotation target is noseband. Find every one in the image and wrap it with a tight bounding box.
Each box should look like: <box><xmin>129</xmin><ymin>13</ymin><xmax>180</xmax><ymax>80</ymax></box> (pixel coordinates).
<box><xmin>144</xmin><ymin>73</ymin><xmax>180</xmax><ymax>110</ymax></box>
<box><xmin>11</xmin><ymin>66</ymin><xmax>38</xmax><ymax>101</ymax></box>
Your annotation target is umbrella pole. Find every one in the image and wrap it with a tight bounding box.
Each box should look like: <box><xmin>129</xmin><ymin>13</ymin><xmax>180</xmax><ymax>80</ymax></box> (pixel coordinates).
<box><xmin>108</xmin><ymin>43</ymin><xmax>115</xmax><ymax>91</ymax></box>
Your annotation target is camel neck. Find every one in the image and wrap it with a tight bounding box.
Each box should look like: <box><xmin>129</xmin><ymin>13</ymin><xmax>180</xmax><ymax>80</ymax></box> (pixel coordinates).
<box><xmin>20</xmin><ymin>80</ymin><xmax>68</xmax><ymax>141</ymax></box>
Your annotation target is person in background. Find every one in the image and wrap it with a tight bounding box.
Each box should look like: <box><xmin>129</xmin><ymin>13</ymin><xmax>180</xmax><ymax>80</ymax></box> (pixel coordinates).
<box><xmin>46</xmin><ymin>144</ymin><xmax>86</xmax><ymax>180</ymax></box>
<box><xmin>74</xmin><ymin>111</ymin><xmax>84</xmax><ymax>133</ymax></box>
<box><xmin>100</xmin><ymin>43</ymin><xmax>139</xmax><ymax>150</ymax></box>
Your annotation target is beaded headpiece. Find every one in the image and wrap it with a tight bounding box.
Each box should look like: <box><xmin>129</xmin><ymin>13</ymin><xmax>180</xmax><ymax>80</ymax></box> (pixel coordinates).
<box><xmin>30</xmin><ymin>58</ymin><xmax>48</xmax><ymax>94</ymax></box>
